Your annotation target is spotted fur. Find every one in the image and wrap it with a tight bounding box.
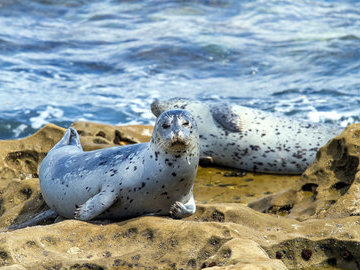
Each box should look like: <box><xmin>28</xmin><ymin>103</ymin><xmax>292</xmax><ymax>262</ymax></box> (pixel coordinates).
<box><xmin>151</xmin><ymin>98</ymin><xmax>342</xmax><ymax>174</ymax></box>
<box><xmin>40</xmin><ymin>109</ymin><xmax>199</xmax><ymax>220</ymax></box>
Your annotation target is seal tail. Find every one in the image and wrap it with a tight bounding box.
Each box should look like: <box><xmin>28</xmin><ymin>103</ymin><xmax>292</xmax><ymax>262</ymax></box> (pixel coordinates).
<box><xmin>53</xmin><ymin>127</ymin><xmax>83</xmax><ymax>150</ymax></box>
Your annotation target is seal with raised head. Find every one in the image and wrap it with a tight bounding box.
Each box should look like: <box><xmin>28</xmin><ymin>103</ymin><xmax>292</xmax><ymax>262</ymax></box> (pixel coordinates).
<box><xmin>151</xmin><ymin>98</ymin><xmax>341</xmax><ymax>174</ymax></box>
<box><xmin>39</xmin><ymin>109</ymin><xmax>199</xmax><ymax>221</ymax></box>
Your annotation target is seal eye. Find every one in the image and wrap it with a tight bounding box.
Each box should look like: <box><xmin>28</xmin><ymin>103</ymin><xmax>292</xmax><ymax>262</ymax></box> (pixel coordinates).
<box><xmin>183</xmin><ymin>121</ymin><xmax>190</xmax><ymax>127</ymax></box>
<box><xmin>162</xmin><ymin>123</ymin><xmax>170</xmax><ymax>129</ymax></box>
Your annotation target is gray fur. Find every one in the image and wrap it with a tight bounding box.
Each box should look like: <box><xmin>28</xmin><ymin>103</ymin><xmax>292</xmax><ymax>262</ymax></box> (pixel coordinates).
<box><xmin>151</xmin><ymin>98</ymin><xmax>342</xmax><ymax>174</ymax></box>
<box><xmin>40</xmin><ymin>109</ymin><xmax>199</xmax><ymax>221</ymax></box>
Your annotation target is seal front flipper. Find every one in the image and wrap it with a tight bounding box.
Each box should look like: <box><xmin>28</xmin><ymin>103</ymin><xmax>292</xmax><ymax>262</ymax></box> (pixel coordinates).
<box><xmin>211</xmin><ymin>104</ymin><xmax>244</xmax><ymax>133</ymax></box>
<box><xmin>74</xmin><ymin>187</ymin><xmax>120</xmax><ymax>220</ymax></box>
<box><xmin>169</xmin><ymin>195</ymin><xmax>196</xmax><ymax>219</ymax></box>
<box><xmin>53</xmin><ymin>127</ymin><xmax>83</xmax><ymax>150</ymax></box>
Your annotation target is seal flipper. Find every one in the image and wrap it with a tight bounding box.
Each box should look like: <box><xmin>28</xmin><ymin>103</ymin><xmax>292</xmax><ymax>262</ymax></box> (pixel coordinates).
<box><xmin>74</xmin><ymin>188</ymin><xmax>120</xmax><ymax>220</ymax></box>
<box><xmin>211</xmin><ymin>104</ymin><xmax>244</xmax><ymax>133</ymax></box>
<box><xmin>169</xmin><ymin>194</ymin><xmax>196</xmax><ymax>219</ymax></box>
<box><xmin>53</xmin><ymin>127</ymin><xmax>83</xmax><ymax>150</ymax></box>
<box><xmin>8</xmin><ymin>209</ymin><xmax>58</xmax><ymax>230</ymax></box>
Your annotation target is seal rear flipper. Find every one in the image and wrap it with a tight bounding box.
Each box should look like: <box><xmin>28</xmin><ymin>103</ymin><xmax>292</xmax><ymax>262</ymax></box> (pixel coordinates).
<box><xmin>53</xmin><ymin>127</ymin><xmax>83</xmax><ymax>150</ymax></box>
<box><xmin>211</xmin><ymin>104</ymin><xmax>244</xmax><ymax>133</ymax></box>
<box><xmin>7</xmin><ymin>209</ymin><xmax>58</xmax><ymax>230</ymax></box>
<box><xmin>74</xmin><ymin>189</ymin><xmax>119</xmax><ymax>221</ymax></box>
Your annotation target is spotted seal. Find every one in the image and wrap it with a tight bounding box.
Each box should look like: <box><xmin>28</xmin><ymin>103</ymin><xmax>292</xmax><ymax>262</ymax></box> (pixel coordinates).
<box><xmin>151</xmin><ymin>98</ymin><xmax>341</xmax><ymax>174</ymax></box>
<box><xmin>36</xmin><ymin>109</ymin><xmax>199</xmax><ymax>223</ymax></box>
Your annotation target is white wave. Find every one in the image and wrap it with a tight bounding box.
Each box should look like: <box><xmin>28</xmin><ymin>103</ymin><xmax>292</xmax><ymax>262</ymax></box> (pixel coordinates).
<box><xmin>308</xmin><ymin>111</ymin><xmax>342</xmax><ymax>123</ymax></box>
<box><xmin>30</xmin><ymin>106</ymin><xmax>64</xmax><ymax>129</ymax></box>
<box><xmin>12</xmin><ymin>124</ymin><xmax>27</xmax><ymax>137</ymax></box>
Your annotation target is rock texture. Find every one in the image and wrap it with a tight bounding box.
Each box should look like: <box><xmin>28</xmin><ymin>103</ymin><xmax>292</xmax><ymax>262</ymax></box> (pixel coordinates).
<box><xmin>0</xmin><ymin>122</ymin><xmax>359</xmax><ymax>270</ymax></box>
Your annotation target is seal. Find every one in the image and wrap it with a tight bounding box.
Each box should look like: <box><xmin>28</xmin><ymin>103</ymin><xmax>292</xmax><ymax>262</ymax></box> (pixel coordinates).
<box><xmin>38</xmin><ymin>109</ymin><xmax>199</xmax><ymax>221</ymax></box>
<box><xmin>151</xmin><ymin>98</ymin><xmax>341</xmax><ymax>174</ymax></box>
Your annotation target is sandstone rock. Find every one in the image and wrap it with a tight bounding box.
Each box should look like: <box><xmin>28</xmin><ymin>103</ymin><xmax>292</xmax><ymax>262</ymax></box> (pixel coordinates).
<box><xmin>0</xmin><ymin>122</ymin><xmax>359</xmax><ymax>269</ymax></box>
<box><xmin>0</xmin><ymin>123</ymin><xmax>65</xmax><ymax>180</ymax></box>
<box><xmin>0</xmin><ymin>205</ymin><xmax>291</xmax><ymax>270</ymax></box>
<box><xmin>194</xmin><ymin>167</ymin><xmax>299</xmax><ymax>205</ymax></box>
<box><xmin>71</xmin><ymin>121</ymin><xmax>153</xmax><ymax>150</ymax></box>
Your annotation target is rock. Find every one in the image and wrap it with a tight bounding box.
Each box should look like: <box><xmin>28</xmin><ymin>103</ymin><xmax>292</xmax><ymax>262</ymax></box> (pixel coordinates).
<box><xmin>0</xmin><ymin>123</ymin><xmax>65</xmax><ymax>180</ymax></box>
<box><xmin>194</xmin><ymin>167</ymin><xmax>299</xmax><ymax>205</ymax></box>
<box><xmin>71</xmin><ymin>121</ymin><xmax>153</xmax><ymax>150</ymax></box>
<box><xmin>0</xmin><ymin>206</ymin><xmax>290</xmax><ymax>269</ymax></box>
<box><xmin>0</xmin><ymin>122</ymin><xmax>359</xmax><ymax>269</ymax></box>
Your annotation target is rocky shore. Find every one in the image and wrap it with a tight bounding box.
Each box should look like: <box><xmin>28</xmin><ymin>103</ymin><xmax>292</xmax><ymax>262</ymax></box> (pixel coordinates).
<box><xmin>0</xmin><ymin>122</ymin><xmax>359</xmax><ymax>269</ymax></box>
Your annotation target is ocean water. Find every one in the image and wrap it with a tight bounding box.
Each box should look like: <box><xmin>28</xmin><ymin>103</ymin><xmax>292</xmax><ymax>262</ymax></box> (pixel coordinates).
<box><xmin>0</xmin><ymin>0</ymin><xmax>359</xmax><ymax>139</ymax></box>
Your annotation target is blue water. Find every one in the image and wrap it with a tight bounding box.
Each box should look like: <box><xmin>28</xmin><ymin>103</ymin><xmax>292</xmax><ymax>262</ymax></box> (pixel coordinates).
<box><xmin>0</xmin><ymin>0</ymin><xmax>359</xmax><ymax>139</ymax></box>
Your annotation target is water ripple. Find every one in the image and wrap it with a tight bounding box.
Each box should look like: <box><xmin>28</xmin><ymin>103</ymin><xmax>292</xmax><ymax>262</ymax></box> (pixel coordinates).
<box><xmin>0</xmin><ymin>0</ymin><xmax>359</xmax><ymax>139</ymax></box>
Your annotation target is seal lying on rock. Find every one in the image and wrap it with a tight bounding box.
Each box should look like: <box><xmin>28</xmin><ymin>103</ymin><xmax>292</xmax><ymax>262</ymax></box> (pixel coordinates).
<box><xmin>10</xmin><ymin>109</ymin><xmax>199</xmax><ymax>229</ymax></box>
<box><xmin>151</xmin><ymin>98</ymin><xmax>341</xmax><ymax>174</ymax></box>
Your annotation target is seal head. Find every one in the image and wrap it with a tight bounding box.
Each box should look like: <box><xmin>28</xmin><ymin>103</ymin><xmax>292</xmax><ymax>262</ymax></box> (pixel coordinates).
<box><xmin>152</xmin><ymin>109</ymin><xmax>198</xmax><ymax>152</ymax></box>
